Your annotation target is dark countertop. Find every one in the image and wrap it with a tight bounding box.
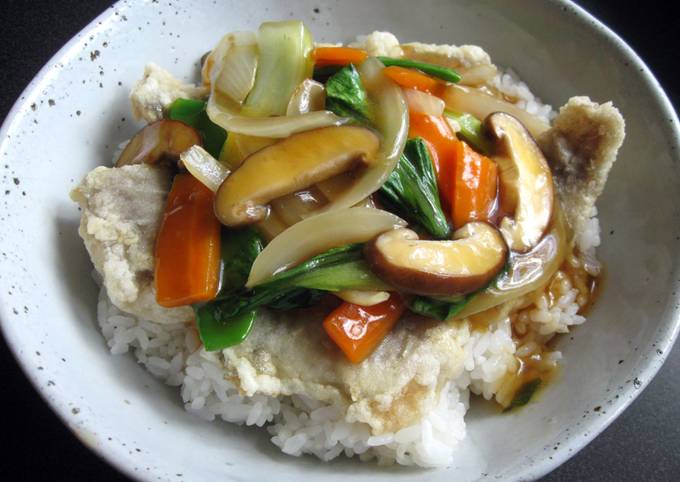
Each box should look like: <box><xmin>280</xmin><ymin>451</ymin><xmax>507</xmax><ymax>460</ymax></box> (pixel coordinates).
<box><xmin>0</xmin><ymin>1</ymin><xmax>677</xmax><ymax>481</ymax></box>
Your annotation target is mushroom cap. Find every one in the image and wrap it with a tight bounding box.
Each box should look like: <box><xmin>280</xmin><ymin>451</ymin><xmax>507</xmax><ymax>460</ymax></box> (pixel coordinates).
<box><xmin>364</xmin><ymin>222</ymin><xmax>508</xmax><ymax>297</ymax></box>
<box><xmin>485</xmin><ymin>112</ymin><xmax>554</xmax><ymax>253</ymax></box>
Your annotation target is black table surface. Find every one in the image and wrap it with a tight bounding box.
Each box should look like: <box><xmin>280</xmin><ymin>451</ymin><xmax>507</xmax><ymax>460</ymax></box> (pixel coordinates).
<box><xmin>0</xmin><ymin>1</ymin><xmax>678</xmax><ymax>481</ymax></box>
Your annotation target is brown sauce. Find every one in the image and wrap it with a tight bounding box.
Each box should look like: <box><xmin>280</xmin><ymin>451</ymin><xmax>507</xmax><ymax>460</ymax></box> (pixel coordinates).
<box><xmin>473</xmin><ymin>248</ymin><xmax>603</xmax><ymax>410</ymax></box>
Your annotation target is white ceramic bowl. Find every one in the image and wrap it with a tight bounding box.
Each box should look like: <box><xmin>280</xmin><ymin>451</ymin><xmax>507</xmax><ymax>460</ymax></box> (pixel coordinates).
<box><xmin>1</xmin><ymin>0</ymin><xmax>679</xmax><ymax>480</ymax></box>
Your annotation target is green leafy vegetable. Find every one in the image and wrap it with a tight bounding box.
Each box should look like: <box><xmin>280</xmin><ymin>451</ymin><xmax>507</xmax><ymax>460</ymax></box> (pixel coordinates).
<box><xmin>213</xmin><ymin>244</ymin><xmax>390</xmax><ymax>321</ymax></box>
<box><xmin>168</xmin><ymin>98</ymin><xmax>227</xmax><ymax>159</ymax></box>
<box><xmin>380</xmin><ymin>138</ymin><xmax>451</xmax><ymax>239</ymax></box>
<box><xmin>408</xmin><ymin>295</ymin><xmax>469</xmax><ymax>321</ymax></box>
<box><xmin>444</xmin><ymin>110</ymin><xmax>492</xmax><ymax>155</ymax></box>
<box><xmin>195</xmin><ymin>306</ymin><xmax>256</xmax><ymax>351</ymax></box>
<box><xmin>218</xmin><ymin>228</ymin><xmax>264</xmax><ymax>296</ymax></box>
<box><xmin>377</xmin><ymin>56</ymin><xmax>461</xmax><ymax>83</ymax></box>
<box><xmin>504</xmin><ymin>378</ymin><xmax>542</xmax><ymax>412</ymax></box>
<box><xmin>324</xmin><ymin>64</ymin><xmax>370</xmax><ymax>124</ymax></box>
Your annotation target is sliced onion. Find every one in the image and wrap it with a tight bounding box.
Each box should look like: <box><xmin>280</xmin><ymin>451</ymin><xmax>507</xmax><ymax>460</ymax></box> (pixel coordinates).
<box><xmin>201</xmin><ymin>31</ymin><xmax>257</xmax><ymax>86</ymax></box>
<box><xmin>441</xmin><ymin>84</ymin><xmax>549</xmax><ymax>138</ymax></box>
<box><xmin>286</xmin><ymin>79</ymin><xmax>326</xmax><ymax>115</ymax></box>
<box><xmin>457</xmin><ymin>64</ymin><xmax>499</xmax><ymax>86</ymax></box>
<box><xmin>207</xmin><ymin>99</ymin><xmax>346</xmax><ymax>138</ymax></box>
<box><xmin>246</xmin><ymin>207</ymin><xmax>406</xmax><ymax>287</ymax></box>
<box><xmin>180</xmin><ymin>145</ymin><xmax>230</xmax><ymax>192</ymax></box>
<box><xmin>214</xmin><ymin>42</ymin><xmax>258</xmax><ymax>104</ymax></box>
<box><xmin>206</xmin><ymin>34</ymin><xmax>347</xmax><ymax>138</ymax></box>
<box><xmin>336</xmin><ymin>290</ymin><xmax>390</xmax><ymax>306</ymax></box>
<box><xmin>402</xmin><ymin>88</ymin><xmax>445</xmax><ymax>117</ymax></box>
<box><xmin>319</xmin><ymin>57</ymin><xmax>409</xmax><ymax>212</ymax></box>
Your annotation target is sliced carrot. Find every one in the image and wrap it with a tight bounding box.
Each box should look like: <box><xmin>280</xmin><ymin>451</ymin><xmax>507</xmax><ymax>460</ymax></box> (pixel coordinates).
<box><xmin>383</xmin><ymin>65</ymin><xmax>443</xmax><ymax>94</ymax></box>
<box><xmin>408</xmin><ymin>113</ymin><xmax>459</xmax><ymax>210</ymax></box>
<box><xmin>312</xmin><ymin>46</ymin><xmax>368</xmax><ymax>67</ymax></box>
<box><xmin>452</xmin><ymin>140</ymin><xmax>499</xmax><ymax>228</ymax></box>
<box><xmin>323</xmin><ymin>294</ymin><xmax>405</xmax><ymax>363</ymax></box>
<box><xmin>155</xmin><ymin>173</ymin><xmax>221</xmax><ymax>307</ymax></box>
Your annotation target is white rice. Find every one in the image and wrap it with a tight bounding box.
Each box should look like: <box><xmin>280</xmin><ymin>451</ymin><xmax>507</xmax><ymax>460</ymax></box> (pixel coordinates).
<box><xmin>492</xmin><ymin>68</ymin><xmax>556</xmax><ymax>123</ymax></box>
<box><xmin>95</xmin><ymin>263</ymin><xmax>592</xmax><ymax>468</ymax></box>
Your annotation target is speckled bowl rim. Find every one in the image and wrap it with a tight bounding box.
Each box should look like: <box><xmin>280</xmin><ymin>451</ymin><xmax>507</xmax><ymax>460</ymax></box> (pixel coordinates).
<box><xmin>0</xmin><ymin>0</ymin><xmax>678</xmax><ymax>480</ymax></box>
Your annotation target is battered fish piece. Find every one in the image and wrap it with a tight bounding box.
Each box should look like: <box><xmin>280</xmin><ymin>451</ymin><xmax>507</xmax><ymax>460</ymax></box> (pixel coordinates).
<box><xmin>130</xmin><ymin>63</ymin><xmax>208</xmax><ymax>123</ymax></box>
<box><xmin>70</xmin><ymin>164</ymin><xmax>193</xmax><ymax>324</ymax></box>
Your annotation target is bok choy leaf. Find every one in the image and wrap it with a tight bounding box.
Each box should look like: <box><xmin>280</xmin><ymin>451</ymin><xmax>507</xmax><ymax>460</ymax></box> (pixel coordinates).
<box><xmin>379</xmin><ymin>138</ymin><xmax>451</xmax><ymax>239</ymax></box>
<box><xmin>324</xmin><ymin>64</ymin><xmax>370</xmax><ymax>125</ymax></box>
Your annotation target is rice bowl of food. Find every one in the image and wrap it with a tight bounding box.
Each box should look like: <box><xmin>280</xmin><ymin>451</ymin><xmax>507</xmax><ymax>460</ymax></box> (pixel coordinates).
<box><xmin>1</xmin><ymin>1</ymin><xmax>678</xmax><ymax>481</ymax></box>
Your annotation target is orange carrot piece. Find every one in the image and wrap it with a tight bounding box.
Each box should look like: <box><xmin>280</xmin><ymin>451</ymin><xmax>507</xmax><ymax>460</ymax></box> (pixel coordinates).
<box><xmin>312</xmin><ymin>47</ymin><xmax>368</xmax><ymax>67</ymax></box>
<box><xmin>323</xmin><ymin>294</ymin><xmax>406</xmax><ymax>363</ymax></box>
<box><xmin>452</xmin><ymin>140</ymin><xmax>499</xmax><ymax>228</ymax></box>
<box><xmin>155</xmin><ymin>173</ymin><xmax>221</xmax><ymax>307</ymax></box>
<box><xmin>408</xmin><ymin>113</ymin><xmax>459</xmax><ymax>210</ymax></box>
<box><xmin>383</xmin><ymin>65</ymin><xmax>443</xmax><ymax>94</ymax></box>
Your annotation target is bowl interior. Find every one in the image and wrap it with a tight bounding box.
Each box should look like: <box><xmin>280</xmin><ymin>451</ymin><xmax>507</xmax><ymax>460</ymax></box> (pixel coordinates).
<box><xmin>1</xmin><ymin>0</ymin><xmax>679</xmax><ymax>480</ymax></box>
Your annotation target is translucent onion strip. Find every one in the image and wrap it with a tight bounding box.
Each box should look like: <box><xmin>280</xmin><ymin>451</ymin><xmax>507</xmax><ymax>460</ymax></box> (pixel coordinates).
<box><xmin>213</xmin><ymin>42</ymin><xmax>258</xmax><ymax>104</ymax></box>
<box><xmin>247</xmin><ymin>207</ymin><xmax>406</xmax><ymax>287</ymax></box>
<box><xmin>457</xmin><ymin>64</ymin><xmax>498</xmax><ymax>86</ymax></box>
<box><xmin>319</xmin><ymin>57</ymin><xmax>409</xmax><ymax>212</ymax></box>
<box><xmin>206</xmin><ymin>31</ymin><xmax>347</xmax><ymax>138</ymax></box>
<box><xmin>201</xmin><ymin>31</ymin><xmax>257</xmax><ymax>86</ymax></box>
<box><xmin>336</xmin><ymin>290</ymin><xmax>390</xmax><ymax>306</ymax></box>
<box><xmin>286</xmin><ymin>79</ymin><xmax>326</xmax><ymax>115</ymax></box>
<box><xmin>180</xmin><ymin>145</ymin><xmax>230</xmax><ymax>192</ymax></box>
<box><xmin>441</xmin><ymin>84</ymin><xmax>550</xmax><ymax>138</ymax></box>
<box><xmin>402</xmin><ymin>88</ymin><xmax>445</xmax><ymax>117</ymax></box>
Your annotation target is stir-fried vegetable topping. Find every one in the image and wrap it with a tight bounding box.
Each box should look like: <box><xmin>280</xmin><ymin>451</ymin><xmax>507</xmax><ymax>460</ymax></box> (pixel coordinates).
<box><xmin>132</xmin><ymin>20</ymin><xmax>564</xmax><ymax>373</ymax></box>
<box><xmin>380</xmin><ymin>138</ymin><xmax>451</xmax><ymax>239</ymax></box>
<box><xmin>324</xmin><ymin>64</ymin><xmax>370</xmax><ymax>125</ymax></box>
